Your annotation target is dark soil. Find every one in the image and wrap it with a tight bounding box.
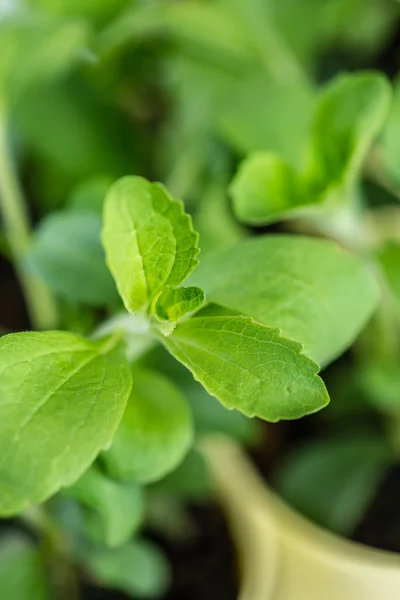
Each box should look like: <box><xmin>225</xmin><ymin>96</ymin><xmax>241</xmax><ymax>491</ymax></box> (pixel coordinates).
<box><xmin>353</xmin><ymin>467</ymin><xmax>400</xmax><ymax>553</ymax></box>
<box><xmin>83</xmin><ymin>506</ymin><xmax>238</xmax><ymax>600</ymax></box>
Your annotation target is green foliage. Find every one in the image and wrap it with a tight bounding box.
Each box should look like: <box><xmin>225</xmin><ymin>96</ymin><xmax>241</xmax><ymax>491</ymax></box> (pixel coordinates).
<box><xmin>164</xmin><ymin>316</ymin><xmax>328</xmax><ymax>421</ymax></box>
<box><xmin>231</xmin><ymin>72</ymin><xmax>391</xmax><ymax>224</ymax></box>
<box><xmin>188</xmin><ymin>235</ymin><xmax>379</xmax><ymax>365</ymax></box>
<box><xmin>2</xmin><ymin>1</ymin><xmax>400</xmax><ymax>594</ymax></box>
<box><xmin>86</xmin><ymin>539</ymin><xmax>170</xmax><ymax>599</ymax></box>
<box><xmin>275</xmin><ymin>436</ymin><xmax>390</xmax><ymax>535</ymax></box>
<box><xmin>0</xmin><ymin>534</ymin><xmax>50</xmax><ymax>600</ymax></box>
<box><xmin>65</xmin><ymin>466</ymin><xmax>144</xmax><ymax>547</ymax></box>
<box><xmin>25</xmin><ymin>0</ymin><xmax>131</xmax><ymax>23</ymax></box>
<box><xmin>154</xmin><ymin>286</ymin><xmax>205</xmax><ymax>322</ymax></box>
<box><xmin>0</xmin><ymin>331</ymin><xmax>131</xmax><ymax>514</ymax></box>
<box><xmin>103</xmin><ymin>368</ymin><xmax>193</xmax><ymax>483</ymax></box>
<box><xmin>306</xmin><ymin>72</ymin><xmax>391</xmax><ymax>197</ymax></box>
<box><xmin>102</xmin><ymin>176</ymin><xmax>199</xmax><ymax>315</ymax></box>
<box><xmin>0</xmin><ymin>16</ymin><xmax>88</xmax><ymax>112</ymax></box>
<box><xmin>231</xmin><ymin>152</ymin><xmax>301</xmax><ymax>224</ymax></box>
<box><xmin>25</xmin><ymin>211</ymin><xmax>118</xmax><ymax>306</ymax></box>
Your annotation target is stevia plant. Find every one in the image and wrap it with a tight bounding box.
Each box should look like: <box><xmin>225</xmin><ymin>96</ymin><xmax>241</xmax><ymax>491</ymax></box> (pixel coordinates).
<box><xmin>0</xmin><ymin>169</ymin><xmax>380</xmax><ymax>596</ymax></box>
<box><xmin>1</xmin><ymin>1</ymin><xmax>400</xmax><ymax>598</ymax></box>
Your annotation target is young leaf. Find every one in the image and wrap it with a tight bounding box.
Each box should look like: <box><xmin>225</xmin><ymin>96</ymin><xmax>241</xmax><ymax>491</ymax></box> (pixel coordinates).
<box><xmin>102</xmin><ymin>176</ymin><xmax>199</xmax><ymax>314</ymax></box>
<box><xmin>86</xmin><ymin>539</ymin><xmax>170</xmax><ymax>599</ymax></box>
<box><xmin>231</xmin><ymin>152</ymin><xmax>303</xmax><ymax>225</ymax></box>
<box><xmin>154</xmin><ymin>286</ymin><xmax>205</xmax><ymax>322</ymax></box>
<box><xmin>163</xmin><ymin>316</ymin><xmax>328</xmax><ymax>422</ymax></box>
<box><xmin>0</xmin><ymin>331</ymin><xmax>131</xmax><ymax>515</ymax></box>
<box><xmin>25</xmin><ymin>211</ymin><xmax>118</xmax><ymax>306</ymax></box>
<box><xmin>65</xmin><ymin>466</ymin><xmax>144</xmax><ymax>548</ymax></box>
<box><xmin>231</xmin><ymin>72</ymin><xmax>391</xmax><ymax>225</ymax></box>
<box><xmin>188</xmin><ymin>235</ymin><xmax>379</xmax><ymax>366</ymax></box>
<box><xmin>275</xmin><ymin>436</ymin><xmax>390</xmax><ymax>536</ymax></box>
<box><xmin>103</xmin><ymin>369</ymin><xmax>193</xmax><ymax>483</ymax></box>
<box><xmin>0</xmin><ymin>534</ymin><xmax>50</xmax><ymax>600</ymax></box>
<box><xmin>305</xmin><ymin>72</ymin><xmax>391</xmax><ymax>197</ymax></box>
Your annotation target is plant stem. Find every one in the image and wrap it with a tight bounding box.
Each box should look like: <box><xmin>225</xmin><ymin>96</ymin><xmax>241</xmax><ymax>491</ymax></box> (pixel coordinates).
<box><xmin>0</xmin><ymin>115</ymin><xmax>58</xmax><ymax>330</ymax></box>
<box><xmin>22</xmin><ymin>505</ymin><xmax>80</xmax><ymax>600</ymax></box>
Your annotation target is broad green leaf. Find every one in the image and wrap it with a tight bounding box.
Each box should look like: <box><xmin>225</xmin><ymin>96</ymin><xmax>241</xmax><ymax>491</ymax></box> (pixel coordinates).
<box><xmin>231</xmin><ymin>72</ymin><xmax>391</xmax><ymax>225</ymax></box>
<box><xmin>0</xmin><ymin>534</ymin><xmax>49</xmax><ymax>600</ymax></box>
<box><xmin>65</xmin><ymin>466</ymin><xmax>144</xmax><ymax>547</ymax></box>
<box><xmin>376</xmin><ymin>241</ymin><xmax>400</xmax><ymax>307</ymax></box>
<box><xmin>0</xmin><ymin>17</ymin><xmax>88</xmax><ymax>110</ymax></box>
<box><xmin>231</xmin><ymin>152</ymin><xmax>303</xmax><ymax>225</ymax></box>
<box><xmin>102</xmin><ymin>176</ymin><xmax>199</xmax><ymax>314</ymax></box>
<box><xmin>0</xmin><ymin>331</ymin><xmax>131</xmax><ymax>515</ymax></box>
<box><xmin>103</xmin><ymin>369</ymin><xmax>193</xmax><ymax>483</ymax></box>
<box><xmin>275</xmin><ymin>436</ymin><xmax>390</xmax><ymax>535</ymax></box>
<box><xmin>305</xmin><ymin>72</ymin><xmax>391</xmax><ymax>198</ymax></box>
<box><xmin>25</xmin><ymin>211</ymin><xmax>118</xmax><ymax>306</ymax></box>
<box><xmin>86</xmin><ymin>539</ymin><xmax>170</xmax><ymax>599</ymax></box>
<box><xmin>188</xmin><ymin>235</ymin><xmax>379</xmax><ymax>366</ymax></box>
<box><xmin>163</xmin><ymin>316</ymin><xmax>328</xmax><ymax>422</ymax></box>
<box><xmin>154</xmin><ymin>286</ymin><xmax>205</xmax><ymax>322</ymax></box>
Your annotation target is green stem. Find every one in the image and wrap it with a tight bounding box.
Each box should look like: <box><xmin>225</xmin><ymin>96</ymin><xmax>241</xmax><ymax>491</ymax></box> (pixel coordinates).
<box><xmin>0</xmin><ymin>115</ymin><xmax>58</xmax><ymax>330</ymax></box>
<box><xmin>22</xmin><ymin>505</ymin><xmax>80</xmax><ymax>600</ymax></box>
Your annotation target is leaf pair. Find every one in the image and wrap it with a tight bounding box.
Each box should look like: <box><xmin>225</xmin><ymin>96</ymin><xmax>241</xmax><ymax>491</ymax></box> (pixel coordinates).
<box><xmin>102</xmin><ymin>176</ymin><xmax>378</xmax><ymax>423</ymax></box>
<box><xmin>102</xmin><ymin>176</ymin><xmax>204</xmax><ymax>321</ymax></box>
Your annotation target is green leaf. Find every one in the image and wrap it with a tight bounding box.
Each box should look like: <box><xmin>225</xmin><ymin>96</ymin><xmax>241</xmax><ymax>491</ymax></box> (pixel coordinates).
<box><xmin>305</xmin><ymin>72</ymin><xmax>391</xmax><ymax>197</ymax></box>
<box><xmin>103</xmin><ymin>369</ymin><xmax>193</xmax><ymax>483</ymax></box>
<box><xmin>0</xmin><ymin>534</ymin><xmax>50</xmax><ymax>600</ymax></box>
<box><xmin>376</xmin><ymin>240</ymin><xmax>400</xmax><ymax>307</ymax></box>
<box><xmin>65</xmin><ymin>466</ymin><xmax>144</xmax><ymax>547</ymax></box>
<box><xmin>86</xmin><ymin>539</ymin><xmax>170</xmax><ymax>599</ymax></box>
<box><xmin>231</xmin><ymin>152</ymin><xmax>303</xmax><ymax>225</ymax></box>
<box><xmin>102</xmin><ymin>176</ymin><xmax>199</xmax><ymax>314</ymax></box>
<box><xmin>25</xmin><ymin>211</ymin><xmax>118</xmax><ymax>306</ymax></box>
<box><xmin>231</xmin><ymin>72</ymin><xmax>391</xmax><ymax>225</ymax></box>
<box><xmin>163</xmin><ymin>316</ymin><xmax>328</xmax><ymax>422</ymax></box>
<box><xmin>275</xmin><ymin>436</ymin><xmax>390</xmax><ymax>535</ymax></box>
<box><xmin>154</xmin><ymin>286</ymin><xmax>205</xmax><ymax>322</ymax></box>
<box><xmin>0</xmin><ymin>331</ymin><xmax>131</xmax><ymax>515</ymax></box>
<box><xmin>0</xmin><ymin>17</ymin><xmax>88</xmax><ymax>110</ymax></box>
<box><xmin>188</xmin><ymin>235</ymin><xmax>379</xmax><ymax>366</ymax></box>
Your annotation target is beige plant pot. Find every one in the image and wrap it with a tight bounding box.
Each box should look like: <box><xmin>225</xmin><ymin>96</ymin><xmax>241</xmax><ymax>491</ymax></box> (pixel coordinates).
<box><xmin>200</xmin><ymin>436</ymin><xmax>400</xmax><ymax>600</ymax></box>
